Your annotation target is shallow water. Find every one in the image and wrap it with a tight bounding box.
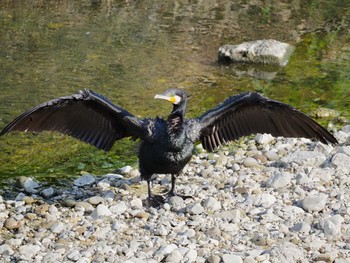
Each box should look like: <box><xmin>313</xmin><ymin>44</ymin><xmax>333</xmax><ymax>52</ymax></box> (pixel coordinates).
<box><xmin>0</xmin><ymin>0</ymin><xmax>349</xmax><ymax>186</ymax></box>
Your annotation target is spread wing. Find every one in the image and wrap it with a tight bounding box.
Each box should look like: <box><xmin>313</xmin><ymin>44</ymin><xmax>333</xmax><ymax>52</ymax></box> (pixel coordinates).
<box><xmin>0</xmin><ymin>89</ymin><xmax>147</xmax><ymax>151</ymax></box>
<box><xmin>193</xmin><ymin>92</ymin><xmax>337</xmax><ymax>151</ymax></box>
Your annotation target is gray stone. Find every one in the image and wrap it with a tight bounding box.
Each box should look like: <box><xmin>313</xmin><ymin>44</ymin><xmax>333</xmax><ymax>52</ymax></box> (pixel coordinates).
<box><xmin>290</xmin><ymin>222</ymin><xmax>311</xmax><ymax>234</ymax></box>
<box><xmin>257</xmin><ymin>193</ymin><xmax>276</xmax><ymax>208</ymax></box>
<box><xmin>41</xmin><ymin>187</ymin><xmax>55</xmax><ymax>198</ymax></box>
<box><xmin>267</xmin><ymin>171</ymin><xmax>291</xmax><ymax>189</ymax></box>
<box><xmin>88</xmin><ymin>196</ymin><xmax>104</xmax><ymax>205</ymax></box>
<box><xmin>90</xmin><ymin>204</ymin><xmax>112</xmax><ymax>220</ymax></box>
<box><xmin>331</xmin><ymin>153</ymin><xmax>350</xmax><ymax>173</ymax></box>
<box><xmin>222</xmin><ymin>254</ymin><xmax>243</xmax><ymax>263</ymax></box>
<box><xmin>320</xmin><ymin>214</ymin><xmax>344</xmax><ymax>239</ymax></box>
<box><xmin>218</xmin><ymin>39</ymin><xmax>295</xmax><ymax>66</ymax></box>
<box><xmin>186</xmin><ymin>203</ymin><xmax>204</xmax><ymax>215</ymax></box>
<box><xmin>243</xmin><ymin>157</ymin><xmax>259</xmax><ymax>167</ymax></box>
<box><xmin>73</xmin><ymin>174</ymin><xmax>95</xmax><ymax>187</ymax></box>
<box><xmin>301</xmin><ymin>193</ymin><xmax>328</xmax><ymax>212</ymax></box>
<box><xmin>50</xmin><ymin>221</ymin><xmax>65</xmax><ymax>234</ymax></box>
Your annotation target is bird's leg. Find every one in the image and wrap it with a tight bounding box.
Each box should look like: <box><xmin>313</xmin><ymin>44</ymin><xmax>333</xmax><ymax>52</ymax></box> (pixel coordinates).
<box><xmin>166</xmin><ymin>174</ymin><xmax>193</xmax><ymax>200</ymax></box>
<box><xmin>147</xmin><ymin>179</ymin><xmax>165</xmax><ymax>207</ymax></box>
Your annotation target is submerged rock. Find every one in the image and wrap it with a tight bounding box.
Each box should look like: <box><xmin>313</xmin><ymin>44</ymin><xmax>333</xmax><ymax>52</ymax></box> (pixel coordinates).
<box><xmin>218</xmin><ymin>39</ymin><xmax>295</xmax><ymax>66</ymax></box>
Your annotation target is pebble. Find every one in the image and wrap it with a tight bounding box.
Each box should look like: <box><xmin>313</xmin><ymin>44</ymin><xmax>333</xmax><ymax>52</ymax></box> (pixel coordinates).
<box><xmin>301</xmin><ymin>193</ymin><xmax>328</xmax><ymax>212</ymax></box>
<box><xmin>110</xmin><ymin>201</ymin><xmax>128</xmax><ymax>214</ymax></box>
<box><xmin>0</xmin><ymin>129</ymin><xmax>348</xmax><ymax>263</ymax></box>
<box><xmin>255</xmin><ymin>133</ymin><xmax>274</xmax><ymax>144</ymax></box>
<box><xmin>243</xmin><ymin>157</ymin><xmax>259</xmax><ymax>167</ymax></box>
<box><xmin>265</xmin><ymin>150</ymin><xmax>279</xmax><ymax>161</ymax></box>
<box><xmin>90</xmin><ymin>204</ymin><xmax>112</xmax><ymax>220</ymax></box>
<box><xmin>165</xmin><ymin>249</ymin><xmax>183</xmax><ymax>263</ymax></box>
<box><xmin>186</xmin><ymin>203</ymin><xmax>204</xmax><ymax>215</ymax></box>
<box><xmin>73</xmin><ymin>174</ymin><xmax>95</xmax><ymax>187</ymax></box>
<box><xmin>41</xmin><ymin>187</ymin><xmax>55</xmax><ymax>198</ymax></box>
<box><xmin>4</xmin><ymin>218</ymin><xmax>19</xmax><ymax>230</ymax></box>
<box><xmin>266</xmin><ymin>171</ymin><xmax>291</xmax><ymax>189</ymax></box>
<box><xmin>202</xmin><ymin>197</ymin><xmax>221</xmax><ymax>211</ymax></box>
<box><xmin>222</xmin><ymin>254</ymin><xmax>243</xmax><ymax>263</ymax></box>
<box><xmin>88</xmin><ymin>196</ymin><xmax>104</xmax><ymax>205</ymax></box>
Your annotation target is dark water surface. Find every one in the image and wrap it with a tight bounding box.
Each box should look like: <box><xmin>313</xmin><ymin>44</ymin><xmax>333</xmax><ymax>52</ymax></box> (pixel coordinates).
<box><xmin>0</xmin><ymin>0</ymin><xmax>349</xmax><ymax>186</ymax></box>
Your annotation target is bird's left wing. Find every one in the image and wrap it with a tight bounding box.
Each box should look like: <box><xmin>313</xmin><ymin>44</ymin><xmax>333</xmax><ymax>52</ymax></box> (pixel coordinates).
<box><xmin>189</xmin><ymin>92</ymin><xmax>337</xmax><ymax>151</ymax></box>
<box><xmin>0</xmin><ymin>89</ymin><xmax>147</xmax><ymax>151</ymax></box>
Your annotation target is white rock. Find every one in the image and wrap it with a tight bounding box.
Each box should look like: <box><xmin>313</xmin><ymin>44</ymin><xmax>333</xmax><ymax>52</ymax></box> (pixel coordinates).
<box><xmin>156</xmin><ymin>244</ymin><xmax>178</xmax><ymax>256</ymax></box>
<box><xmin>186</xmin><ymin>203</ymin><xmax>204</xmax><ymax>215</ymax></box>
<box><xmin>266</xmin><ymin>242</ymin><xmax>305</xmax><ymax>263</ymax></box>
<box><xmin>255</xmin><ymin>133</ymin><xmax>274</xmax><ymax>144</ymax></box>
<box><xmin>258</xmin><ymin>193</ymin><xmax>276</xmax><ymax>208</ymax></box>
<box><xmin>301</xmin><ymin>193</ymin><xmax>328</xmax><ymax>212</ymax></box>
<box><xmin>266</xmin><ymin>171</ymin><xmax>291</xmax><ymax>189</ymax></box>
<box><xmin>281</xmin><ymin>150</ymin><xmax>326</xmax><ymax>166</ymax></box>
<box><xmin>331</xmin><ymin>153</ymin><xmax>350</xmax><ymax>173</ymax></box>
<box><xmin>320</xmin><ymin>214</ymin><xmax>344</xmax><ymax>239</ymax></box>
<box><xmin>50</xmin><ymin>222</ymin><xmax>65</xmax><ymax>234</ymax></box>
<box><xmin>309</xmin><ymin>167</ymin><xmax>335</xmax><ymax>183</ymax></box>
<box><xmin>222</xmin><ymin>254</ymin><xmax>243</xmax><ymax>263</ymax></box>
<box><xmin>0</xmin><ymin>244</ymin><xmax>14</xmax><ymax>256</ymax></box>
<box><xmin>110</xmin><ymin>201</ymin><xmax>128</xmax><ymax>215</ymax></box>
<box><xmin>90</xmin><ymin>204</ymin><xmax>112</xmax><ymax>220</ymax></box>
<box><xmin>130</xmin><ymin>198</ymin><xmax>143</xmax><ymax>209</ymax></box>
<box><xmin>119</xmin><ymin>165</ymin><xmax>133</xmax><ymax>174</ymax></box>
<box><xmin>265</xmin><ymin>151</ymin><xmax>279</xmax><ymax>161</ymax></box>
<box><xmin>184</xmin><ymin>248</ymin><xmax>198</xmax><ymax>263</ymax></box>
<box><xmin>165</xmin><ymin>249</ymin><xmax>183</xmax><ymax>263</ymax></box>
<box><xmin>73</xmin><ymin>174</ymin><xmax>95</xmax><ymax>187</ymax></box>
<box><xmin>67</xmin><ymin>249</ymin><xmax>81</xmax><ymax>261</ymax></box>
<box><xmin>202</xmin><ymin>197</ymin><xmax>221</xmax><ymax>211</ymax></box>
<box><xmin>19</xmin><ymin>244</ymin><xmax>41</xmax><ymax>260</ymax></box>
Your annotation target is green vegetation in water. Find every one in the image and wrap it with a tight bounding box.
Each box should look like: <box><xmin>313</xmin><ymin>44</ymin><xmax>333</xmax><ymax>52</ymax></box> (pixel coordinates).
<box><xmin>0</xmin><ymin>132</ymin><xmax>137</xmax><ymax>187</ymax></box>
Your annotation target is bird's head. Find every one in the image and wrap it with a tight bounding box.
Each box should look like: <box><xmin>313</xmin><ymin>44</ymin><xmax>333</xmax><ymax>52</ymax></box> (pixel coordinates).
<box><xmin>154</xmin><ymin>88</ymin><xmax>187</xmax><ymax>106</ymax></box>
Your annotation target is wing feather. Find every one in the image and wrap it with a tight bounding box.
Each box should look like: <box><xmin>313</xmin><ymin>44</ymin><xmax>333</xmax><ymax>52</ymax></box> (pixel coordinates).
<box><xmin>194</xmin><ymin>92</ymin><xmax>337</xmax><ymax>151</ymax></box>
<box><xmin>0</xmin><ymin>89</ymin><xmax>147</xmax><ymax>151</ymax></box>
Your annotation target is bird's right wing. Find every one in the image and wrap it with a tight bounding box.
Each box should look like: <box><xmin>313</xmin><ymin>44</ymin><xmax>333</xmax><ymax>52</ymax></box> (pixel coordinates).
<box><xmin>0</xmin><ymin>89</ymin><xmax>148</xmax><ymax>151</ymax></box>
<box><xmin>190</xmin><ymin>92</ymin><xmax>337</xmax><ymax>151</ymax></box>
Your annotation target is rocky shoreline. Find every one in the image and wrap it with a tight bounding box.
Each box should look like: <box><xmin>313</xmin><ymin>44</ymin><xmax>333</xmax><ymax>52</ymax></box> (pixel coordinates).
<box><xmin>1</xmin><ymin>126</ymin><xmax>350</xmax><ymax>263</ymax></box>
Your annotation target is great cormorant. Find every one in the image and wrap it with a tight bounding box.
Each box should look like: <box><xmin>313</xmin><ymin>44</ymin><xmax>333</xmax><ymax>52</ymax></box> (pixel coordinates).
<box><xmin>0</xmin><ymin>89</ymin><xmax>338</xmax><ymax>206</ymax></box>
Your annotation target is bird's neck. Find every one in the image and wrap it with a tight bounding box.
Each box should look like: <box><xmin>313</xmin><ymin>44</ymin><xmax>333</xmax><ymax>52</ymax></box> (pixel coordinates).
<box><xmin>168</xmin><ymin>103</ymin><xmax>186</xmax><ymax>133</ymax></box>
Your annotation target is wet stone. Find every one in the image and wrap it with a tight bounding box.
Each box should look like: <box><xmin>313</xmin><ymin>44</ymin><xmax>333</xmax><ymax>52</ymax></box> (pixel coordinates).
<box><xmin>73</xmin><ymin>174</ymin><xmax>95</xmax><ymax>187</ymax></box>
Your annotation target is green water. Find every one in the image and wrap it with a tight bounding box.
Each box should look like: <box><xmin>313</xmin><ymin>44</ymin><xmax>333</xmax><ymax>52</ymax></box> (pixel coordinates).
<box><xmin>0</xmin><ymin>0</ymin><xmax>349</xmax><ymax>187</ymax></box>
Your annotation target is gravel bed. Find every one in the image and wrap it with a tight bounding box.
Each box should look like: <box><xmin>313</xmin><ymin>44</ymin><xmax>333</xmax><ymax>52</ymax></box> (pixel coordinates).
<box><xmin>1</xmin><ymin>126</ymin><xmax>350</xmax><ymax>263</ymax></box>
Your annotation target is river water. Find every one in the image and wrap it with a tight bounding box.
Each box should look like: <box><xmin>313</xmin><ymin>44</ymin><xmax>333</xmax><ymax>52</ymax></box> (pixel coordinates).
<box><xmin>0</xmin><ymin>0</ymin><xmax>349</xmax><ymax>185</ymax></box>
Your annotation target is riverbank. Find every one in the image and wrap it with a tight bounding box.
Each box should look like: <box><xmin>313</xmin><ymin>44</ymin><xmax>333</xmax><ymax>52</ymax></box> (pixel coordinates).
<box><xmin>1</xmin><ymin>126</ymin><xmax>350</xmax><ymax>263</ymax></box>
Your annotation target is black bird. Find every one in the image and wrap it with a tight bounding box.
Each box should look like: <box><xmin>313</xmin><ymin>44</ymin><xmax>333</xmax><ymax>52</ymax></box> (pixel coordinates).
<box><xmin>0</xmin><ymin>89</ymin><xmax>338</xmax><ymax>205</ymax></box>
